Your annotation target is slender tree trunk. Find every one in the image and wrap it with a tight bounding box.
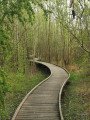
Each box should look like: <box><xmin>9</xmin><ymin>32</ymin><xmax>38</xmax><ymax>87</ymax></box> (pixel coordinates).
<box><xmin>47</xmin><ymin>1</ymin><xmax>51</xmax><ymax>63</ymax></box>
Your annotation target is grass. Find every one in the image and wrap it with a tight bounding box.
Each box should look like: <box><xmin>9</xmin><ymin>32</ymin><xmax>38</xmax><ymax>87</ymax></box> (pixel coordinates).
<box><xmin>5</xmin><ymin>70</ymin><xmax>48</xmax><ymax>120</ymax></box>
<box><xmin>62</xmin><ymin>71</ymin><xmax>90</xmax><ymax>120</ymax></box>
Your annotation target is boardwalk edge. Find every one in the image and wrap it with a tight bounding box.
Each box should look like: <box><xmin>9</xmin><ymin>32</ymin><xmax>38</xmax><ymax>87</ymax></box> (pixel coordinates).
<box><xmin>12</xmin><ymin>61</ymin><xmax>52</xmax><ymax>120</ymax></box>
<box><xmin>59</xmin><ymin>67</ymin><xmax>70</xmax><ymax>120</ymax></box>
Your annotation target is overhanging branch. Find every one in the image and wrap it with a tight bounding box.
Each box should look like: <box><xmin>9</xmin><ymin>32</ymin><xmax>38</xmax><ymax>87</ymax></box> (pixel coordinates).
<box><xmin>64</xmin><ymin>25</ymin><xmax>90</xmax><ymax>54</ymax></box>
<box><xmin>58</xmin><ymin>18</ymin><xmax>90</xmax><ymax>54</ymax></box>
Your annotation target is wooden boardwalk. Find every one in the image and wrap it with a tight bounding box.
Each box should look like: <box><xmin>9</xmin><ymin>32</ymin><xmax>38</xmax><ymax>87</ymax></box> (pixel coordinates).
<box><xmin>12</xmin><ymin>61</ymin><xmax>69</xmax><ymax>120</ymax></box>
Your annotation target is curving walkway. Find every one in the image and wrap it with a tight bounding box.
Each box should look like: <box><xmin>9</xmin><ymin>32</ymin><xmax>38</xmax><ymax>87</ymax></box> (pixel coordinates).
<box><xmin>12</xmin><ymin>61</ymin><xmax>69</xmax><ymax>120</ymax></box>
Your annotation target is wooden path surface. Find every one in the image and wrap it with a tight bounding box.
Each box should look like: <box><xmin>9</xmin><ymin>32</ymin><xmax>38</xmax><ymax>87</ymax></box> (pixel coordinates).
<box><xmin>12</xmin><ymin>61</ymin><xmax>69</xmax><ymax>120</ymax></box>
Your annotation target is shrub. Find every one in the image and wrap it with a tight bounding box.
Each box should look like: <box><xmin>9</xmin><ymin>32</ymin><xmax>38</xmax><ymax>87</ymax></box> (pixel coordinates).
<box><xmin>0</xmin><ymin>67</ymin><xmax>8</xmax><ymax>120</ymax></box>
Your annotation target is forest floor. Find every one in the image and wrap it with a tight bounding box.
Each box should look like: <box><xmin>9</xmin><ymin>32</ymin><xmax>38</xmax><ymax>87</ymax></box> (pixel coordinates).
<box><xmin>5</xmin><ymin>70</ymin><xmax>48</xmax><ymax>120</ymax></box>
<box><xmin>62</xmin><ymin>69</ymin><xmax>90</xmax><ymax>120</ymax></box>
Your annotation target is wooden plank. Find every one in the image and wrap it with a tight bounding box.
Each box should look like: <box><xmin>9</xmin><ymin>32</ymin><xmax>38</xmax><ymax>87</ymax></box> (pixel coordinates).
<box><xmin>12</xmin><ymin>61</ymin><xmax>68</xmax><ymax>120</ymax></box>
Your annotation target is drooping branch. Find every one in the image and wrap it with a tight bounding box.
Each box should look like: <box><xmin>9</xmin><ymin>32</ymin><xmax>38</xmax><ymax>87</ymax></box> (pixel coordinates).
<box><xmin>77</xmin><ymin>0</ymin><xmax>84</xmax><ymax>9</ymax></box>
<box><xmin>58</xmin><ymin>17</ymin><xmax>90</xmax><ymax>54</ymax></box>
<box><xmin>64</xmin><ymin>25</ymin><xmax>90</xmax><ymax>54</ymax></box>
<box><xmin>77</xmin><ymin>0</ymin><xmax>86</xmax><ymax>18</ymax></box>
<box><xmin>56</xmin><ymin>1</ymin><xmax>90</xmax><ymax>54</ymax></box>
<box><xmin>70</xmin><ymin>0</ymin><xmax>86</xmax><ymax>18</ymax></box>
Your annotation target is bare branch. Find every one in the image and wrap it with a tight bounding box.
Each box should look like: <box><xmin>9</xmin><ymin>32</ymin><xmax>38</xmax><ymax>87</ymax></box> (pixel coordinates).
<box><xmin>77</xmin><ymin>0</ymin><xmax>84</xmax><ymax>9</ymax></box>
<box><xmin>64</xmin><ymin>25</ymin><xmax>90</xmax><ymax>54</ymax></box>
<box><xmin>70</xmin><ymin>0</ymin><xmax>74</xmax><ymax>8</ymax></box>
<box><xmin>57</xmin><ymin>16</ymin><xmax>90</xmax><ymax>54</ymax></box>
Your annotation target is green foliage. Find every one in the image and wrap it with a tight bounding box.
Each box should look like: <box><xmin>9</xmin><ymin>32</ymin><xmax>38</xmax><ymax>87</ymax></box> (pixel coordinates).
<box><xmin>62</xmin><ymin>72</ymin><xmax>90</xmax><ymax>120</ymax></box>
<box><xmin>0</xmin><ymin>26</ymin><xmax>9</xmax><ymax>51</ymax></box>
<box><xmin>16</xmin><ymin>73</ymin><xmax>25</xmax><ymax>81</ymax></box>
<box><xmin>6</xmin><ymin>71</ymin><xmax>48</xmax><ymax>119</ymax></box>
<box><xmin>0</xmin><ymin>0</ymin><xmax>89</xmax><ymax>119</ymax></box>
<box><xmin>69</xmin><ymin>72</ymin><xmax>75</xmax><ymax>81</ymax></box>
<box><xmin>0</xmin><ymin>67</ymin><xmax>8</xmax><ymax>120</ymax></box>
<box><xmin>0</xmin><ymin>0</ymin><xmax>49</xmax><ymax>24</ymax></box>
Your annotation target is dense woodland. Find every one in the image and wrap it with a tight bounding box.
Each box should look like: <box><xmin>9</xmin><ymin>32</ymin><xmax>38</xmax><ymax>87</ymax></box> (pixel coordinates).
<box><xmin>0</xmin><ymin>0</ymin><xmax>90</xmax><ymax>120</ymax></box>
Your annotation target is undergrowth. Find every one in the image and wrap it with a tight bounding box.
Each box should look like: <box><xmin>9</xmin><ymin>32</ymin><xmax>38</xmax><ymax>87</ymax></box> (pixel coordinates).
<box><xmin>62</xmin><ymin>71</ymin><xmax>90</xmax><ymax>120</ymax></box>
<box><xmin>5</xmin><ymin>71</ymin><xmax>48</xmax><ymax>120</ymax></box>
